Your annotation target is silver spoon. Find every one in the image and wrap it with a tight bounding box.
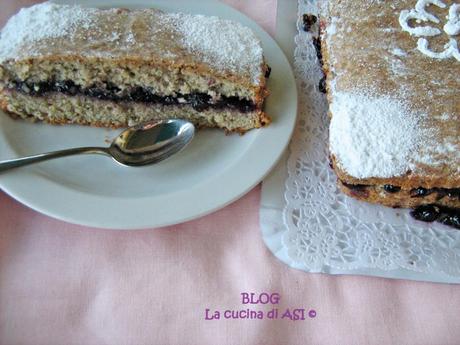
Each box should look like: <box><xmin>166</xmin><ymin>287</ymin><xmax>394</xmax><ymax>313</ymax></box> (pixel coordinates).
<box><xmin>0</xmin><ymin>119</ymin><xmax>195</xmax><ymax>173</ymax></box>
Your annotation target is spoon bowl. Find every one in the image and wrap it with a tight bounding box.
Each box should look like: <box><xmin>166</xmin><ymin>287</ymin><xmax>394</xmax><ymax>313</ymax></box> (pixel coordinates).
<box><xmin>110</xmin><ymin>119</ymin><xmax>195</xmax><ymax>166</ymax></box>
<box><xmin>0</xmin><ymin>119</ymin><xmax>195</xmax><ymax>173</ymax></box>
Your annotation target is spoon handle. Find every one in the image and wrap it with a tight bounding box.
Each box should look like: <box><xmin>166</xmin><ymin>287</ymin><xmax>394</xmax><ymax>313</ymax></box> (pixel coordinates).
<box><xmin>0</xmin><ymin>147</ymin><xmax>110</xmax><ymax>173</ymax></box>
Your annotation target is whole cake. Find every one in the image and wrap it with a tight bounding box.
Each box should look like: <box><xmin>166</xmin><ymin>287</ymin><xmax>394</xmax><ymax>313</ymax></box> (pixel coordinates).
<box><xmin>321</xmin><ymin>0</ymin><xmax>460</xmax><ymax>227</ymax></box>
<box><xmin>0</xmin><ymin>2</ymin><xmax>270</xmax><ymax>133</ymax></box>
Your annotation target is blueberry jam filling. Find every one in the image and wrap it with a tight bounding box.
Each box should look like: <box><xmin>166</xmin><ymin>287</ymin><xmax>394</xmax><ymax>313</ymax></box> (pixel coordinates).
<box><xmin>410</xmin><ymin>187</ymin><xmax>431</xmax><ymax>197</ymax></box>
<box><xmin>342</xmin><ymin>182</ymin><xmax>370</xmax><ymax>198</ymax></box>
<box><xmin>328</xmin><ymin>156</ymin><xmax>334</xmax><ymax>170</ymax></box>
<box><xmin>302</xmin><ymin>14</ymin><xmax>317</xmax><ymax>32</ymax></box>
<box><xmin>378</xmin><ymin>184</ymin><xmax>460</xmax><ymax>200</ymax></box>
<box><xmin>383</xmin><ymin>185</ymin><xmax>401</xmax><ymax>193</ymax></box>
<box><xmin>312</xmin><ymin>37</ymin><xmax>323</xmax><ymax>65</ymax></box>
<box><xmin>265</xmin><ymin>65</ymin><xmax>272</xmax><ymax>78</ymax></box>
<box><xmin>319</xmin><ymin>76</ymin><xmax>327</xmax><ymax>93</ymax></box>
<box><xmin>341</xmin><ymin>180</ymin><xmax>459</xmax><ymax>229</ymax></box>
<box><xmin>438</xmin><ymin>212</ymin><xmax>460</xmax><ymax>229</ymax></box>
<box><xmin>342</xmin><ymin>182</ymin><xmax>369</xmax><ymax>190</ymax></box>
<box><xmin>54</xmin><ymin>80</ymin><xmax>78</xmax><ymax>95</ymax></box>
<box><xmin>409</xmin><ymin>187</ymin><xmax>460</xmax><ymax>200</ymax></box>
<box><xmin>12</xmin><ymin>80</ymin><xmax>257</xmax><ymax>113</ymax></box>
<box><xmin>440</xmin><ymin>188</ymin><xmax>460</xmax><ymax>200</ymax></box>
<box><xmin>411</xmin><ymin>205</ymin><xmax>440</xmax><ymax>222</ymax></box>
<box><xmin>411</xmin><ymin>205</ymin><xmax>460</xmax><ymax>229</ymax></box>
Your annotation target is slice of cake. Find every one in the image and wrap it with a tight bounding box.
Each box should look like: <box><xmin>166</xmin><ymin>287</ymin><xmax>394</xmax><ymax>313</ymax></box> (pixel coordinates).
<box><xmin>321</xmin><ymin>0</ymin><xmax>459</xmax><ymax>227</ymax></box>
<box><xmin>0</xmin><ymin>2</ymin><xmax>270</xmax><ymax>133</ymax></box>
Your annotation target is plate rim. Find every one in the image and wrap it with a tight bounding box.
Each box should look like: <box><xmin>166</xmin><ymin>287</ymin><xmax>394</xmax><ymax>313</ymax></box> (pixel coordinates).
<box><xmin>0</xmin><ymin>0</ymin><xmax>298</xmax><ymax>229</ymax></box>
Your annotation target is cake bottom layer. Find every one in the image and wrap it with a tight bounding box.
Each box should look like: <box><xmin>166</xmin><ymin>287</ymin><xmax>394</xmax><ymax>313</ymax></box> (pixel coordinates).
<box><xmin>0</xmin><ymin>90</ymin><xmax>270</xmax><ymax>133</ymax></box>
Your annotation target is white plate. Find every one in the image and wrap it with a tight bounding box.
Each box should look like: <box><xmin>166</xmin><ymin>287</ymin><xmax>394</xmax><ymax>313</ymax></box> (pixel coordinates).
<box><xmin>0</xmin><ymin>0</ymin><xmax>297</xmax><ymax>229</ymax></box>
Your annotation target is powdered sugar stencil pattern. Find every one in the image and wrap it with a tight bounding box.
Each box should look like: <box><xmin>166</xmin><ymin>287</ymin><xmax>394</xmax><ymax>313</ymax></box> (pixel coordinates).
<box><xmin>399</xmin><ymin>0</ymin><xmax>460</xmax><ymax>61</ymax></box>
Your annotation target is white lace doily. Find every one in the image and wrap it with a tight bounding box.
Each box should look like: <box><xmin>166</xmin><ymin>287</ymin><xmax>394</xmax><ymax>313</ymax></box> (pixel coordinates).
<box><xmin>280</xmin><ymin>0</ymin><xmax>460</xmax><ymax>279</ymax></box>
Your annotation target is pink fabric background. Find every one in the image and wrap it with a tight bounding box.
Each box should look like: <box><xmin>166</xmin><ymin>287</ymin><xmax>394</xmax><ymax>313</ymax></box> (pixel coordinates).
<box><xmin>1</xmin><ymin>1</ymin><xmax>460</xmax><ymax>344</ymax></box>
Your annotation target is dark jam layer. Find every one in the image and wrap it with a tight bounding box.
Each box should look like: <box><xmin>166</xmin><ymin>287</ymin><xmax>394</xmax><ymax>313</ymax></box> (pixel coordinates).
<box><xmin>383</xmin><ymin>184</ymin><xmax>401</xmax><ymax>193</ymax></box>
<box><xmin>12</xmin><ymin>80</ymin><xmax>256</xmax><ymax>113</ymax></box>
<box><xmin>302</xmin><ymin>14</ymin><xmax>317</xmax><ymax>32</ymax></box>
<box><xmin>410</xmin><ymin>187</ymin><xmax>460</xmax><ymax>199</ymax></box>
<box><xmin>312</xmin><ymin>37</ymin><xmax>323</xmax><ymax>65</ymax></box>
<box><xmin>411</xmin><ymin>205</ymin><xmax>460</xmax><ymax>229</ymax></box>
<box><xmin>342</xmin><ymin>182</ymin><xmax>460</xmax><ymax>201</ymax></box>
<box><xmin>341</xmin><ymin>181</ymin><xmax>460</xmax><ymax>230</ymax></box>
<box><xmin>342</xmin><ymin>182</ymin><xmax>370</xmax><ymax>198</ymax></box>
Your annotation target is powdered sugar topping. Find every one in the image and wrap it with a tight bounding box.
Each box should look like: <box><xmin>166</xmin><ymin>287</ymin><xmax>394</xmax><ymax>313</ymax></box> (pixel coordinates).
<box><xmin>391</xmin><ymin>47</ymin><xmax>407</xmax><ymax>56</ymax></box>
<box><xmin>167</xmin><ymin>13</ymin><xmax>264</xmax><ymax>83</ymax></box>
<box><xmin>329</xmin><ymin>92</ymin><xmax>435</xmax><ymax>178</ymax></box>
<box><xmin>444</xmin><ymin>3</ymin><xmax>460</xmax><ymax>36</ymax></box>
<box><xmin>0</xmin><ymin>2</ymin><xmax>265</xmax><ymax>83</ymax></box>
<box><xmin>0</xmin><ymin>2</ymin><xmax>97</xmax><ymax>62</ymax></box>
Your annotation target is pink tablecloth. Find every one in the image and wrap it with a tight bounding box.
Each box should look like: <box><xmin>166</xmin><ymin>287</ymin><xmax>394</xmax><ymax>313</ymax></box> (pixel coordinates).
<box><xmin>1</xmin><ymin>1</ymin><xmax>460</xmax><ymax>344</ymax></box>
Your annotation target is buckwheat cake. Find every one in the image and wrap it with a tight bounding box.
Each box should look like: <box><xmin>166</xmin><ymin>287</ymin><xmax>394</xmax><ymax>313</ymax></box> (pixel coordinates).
<box><xmin>320</xmin><ymin>0</ymin><xmax>459</xmax><ymax>227</ymax></box>
<box><xmin>0</xmin><ymin>2</ymin><xmax>271</xmax><ymax>133</ymax></box>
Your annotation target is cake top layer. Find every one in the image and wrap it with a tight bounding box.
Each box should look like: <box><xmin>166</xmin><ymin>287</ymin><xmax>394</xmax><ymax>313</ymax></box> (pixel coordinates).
<box><xmin>0</xmin><ymin>2</ymin><xmax>264</xmax><ymax>84</ymax></box>
<box><xmin>324</xmin><ymin>0</ymin><xmax>459</xmax><ymax>182</ymax></box>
